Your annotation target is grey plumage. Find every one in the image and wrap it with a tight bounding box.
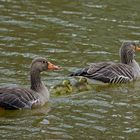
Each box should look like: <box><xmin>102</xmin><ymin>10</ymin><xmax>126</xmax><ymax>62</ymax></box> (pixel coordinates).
<box><xmin>70</xmin><ymin>42</ymin><xmax>140</xmax><ymax>84</ymax></box>
<box><xmin>0</xmin><ymin>88</ymin><xmax>37</xmax><ymax>109</ymax></box>
<box><xmin>0</xmin><ymin>57</ymin><xmax>60</xmax><ymax>109</ymax></box>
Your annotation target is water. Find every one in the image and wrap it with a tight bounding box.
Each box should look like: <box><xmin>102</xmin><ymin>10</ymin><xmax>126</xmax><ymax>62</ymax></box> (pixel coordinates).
<box><xmin>0</xmin><ymin>0</ymin><xmax>140</xmax><ymax>139</ymax></box>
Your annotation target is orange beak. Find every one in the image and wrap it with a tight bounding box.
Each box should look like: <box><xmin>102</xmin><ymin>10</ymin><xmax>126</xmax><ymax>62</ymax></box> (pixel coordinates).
<box><xmin>135</xmin><ymin>46</ymin><xmax>140</xmax><ymax>51</ymax></box>
<box><xmin>48</xmin><ymin>62</ymin><xmax>61</xmax><ymax>70</ymax></box>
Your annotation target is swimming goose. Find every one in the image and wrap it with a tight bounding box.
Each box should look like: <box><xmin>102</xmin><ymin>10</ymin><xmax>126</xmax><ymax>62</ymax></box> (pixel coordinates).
<box><xmin>0</xmin><ymin>57</ymin><xmax>60</xmax><ymax>109</ymax></box>
<box><xmin>70</xmin><ymin>42</ymin><xmax>140</xmax><ymax>84</ymax></box>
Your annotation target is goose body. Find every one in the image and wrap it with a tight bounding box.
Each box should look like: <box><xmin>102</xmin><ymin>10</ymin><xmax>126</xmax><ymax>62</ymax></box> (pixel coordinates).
<box><xmin>0</xmin><ymin>57</ymin><xmax>60</xmax><ymax>109</ymax></box>
<box><xmin>70</xmin><ymin>42</ymin><xmax>140</xmax><ymax>84</ymax></box>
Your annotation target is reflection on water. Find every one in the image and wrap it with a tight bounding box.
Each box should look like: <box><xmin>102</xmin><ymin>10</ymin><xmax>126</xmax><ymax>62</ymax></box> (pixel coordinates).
<box><xmin>0</xmin><ymin>0</ymin><xmax>140</xmax><ymax>139</ymax></box>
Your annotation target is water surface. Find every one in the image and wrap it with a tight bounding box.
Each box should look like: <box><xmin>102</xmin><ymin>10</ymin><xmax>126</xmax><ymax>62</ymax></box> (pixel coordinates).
<box><xmin>0</xmin><ymin>0</ymin><xmax>140</xmax><ymax>139</ymax></box>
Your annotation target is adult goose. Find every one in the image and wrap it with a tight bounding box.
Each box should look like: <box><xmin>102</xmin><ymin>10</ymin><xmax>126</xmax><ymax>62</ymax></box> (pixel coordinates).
<box><xmin>0</xmin><ymin>57</ymin><xmax>60</xmax><ymax>109</ymax></box>
<box><xmin>70</xmin><ymin>42</ymin><xmax>140</xmax><ymax>84</ymax></box>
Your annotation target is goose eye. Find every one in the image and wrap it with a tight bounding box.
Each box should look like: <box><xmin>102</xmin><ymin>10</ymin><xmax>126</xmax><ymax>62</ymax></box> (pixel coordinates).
<box><xmin>42</xmin><ymin>61</ymin><xmax>46</xmax><ymax>64</ymax></box>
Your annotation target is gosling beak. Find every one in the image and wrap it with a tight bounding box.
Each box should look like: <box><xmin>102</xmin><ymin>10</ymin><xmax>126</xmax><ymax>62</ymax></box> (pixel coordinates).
<box><xmin>135</xmin><ymin>46</ymin><xmax>140</xmax><ymax>51</ymax></box>
<box><xmin>48</xmin><ymin>62</ymin><xmax>61</xmax><ymax>70</ymax></box>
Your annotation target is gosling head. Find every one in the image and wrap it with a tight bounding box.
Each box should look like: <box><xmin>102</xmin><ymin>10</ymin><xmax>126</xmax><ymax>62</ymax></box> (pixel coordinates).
<box><xmin>62</xmin><ymin>80</ymin><xmax>73</xmax><ymax>93</ymax></box>
<box><xmin>31</xmin><ymin>57</ymin><xmax>61</xmax><ymax>72</ymax></box>
<box><xmin>62</xmin><ymin>80</ymin><xmax>71</xmax><ymax>86</ymax></box>
<box><xmin>79</xmin><ymin>77</ymin><xmax>87</xmax><ymax>84</ymax></box>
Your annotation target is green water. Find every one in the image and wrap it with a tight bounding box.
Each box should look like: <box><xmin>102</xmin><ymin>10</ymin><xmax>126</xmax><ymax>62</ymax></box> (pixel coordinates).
<box><xmin>0</xmin><ymin>0</ymin><xmax>140</xmax><ymax>139</ymax></box>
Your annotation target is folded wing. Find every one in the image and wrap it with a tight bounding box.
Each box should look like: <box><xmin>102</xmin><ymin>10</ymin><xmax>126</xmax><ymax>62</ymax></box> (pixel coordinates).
<box><xmin>70</xmin><ymin>62</ymin><xmax>134</xmax><ymax>83</ymax></box>
<box><xmin>0</xmin><ymin>87</ymin><xmax>38</xmax><ymax>109</ymax></box>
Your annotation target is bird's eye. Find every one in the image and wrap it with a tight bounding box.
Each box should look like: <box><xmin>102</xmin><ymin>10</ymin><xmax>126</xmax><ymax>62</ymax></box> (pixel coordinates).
<box><xmin>42</xmin><ymin>61</ymin><xmax>46</xmax><ymax>64</ymax></box>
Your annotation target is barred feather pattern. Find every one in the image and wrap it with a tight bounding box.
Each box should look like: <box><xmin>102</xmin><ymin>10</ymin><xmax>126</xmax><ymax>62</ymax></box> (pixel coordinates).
<box><xmin>0</xmin><ymin>87</ymin><xmax>39</xmax><ymax>109</ymax></box>
<box><xmin>70</xmin><ymin>62</ymin><xmax>134</xmax><ymax>84</ymax></box>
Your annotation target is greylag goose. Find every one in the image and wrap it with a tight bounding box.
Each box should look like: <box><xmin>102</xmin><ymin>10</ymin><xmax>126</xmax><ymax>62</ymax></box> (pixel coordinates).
<box><xmin>0</xmin><ymin>57</ymin><xmax>60</xmax><ymax>109</ymax></box>
<box><xmin>70</xmin><ymin>42</ymin><xmax>140</xmax><ymax>84</ymax></box>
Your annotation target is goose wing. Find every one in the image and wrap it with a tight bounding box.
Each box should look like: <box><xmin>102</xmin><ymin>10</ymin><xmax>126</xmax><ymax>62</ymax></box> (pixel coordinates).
<box><xmin>0</xmin><ymin>87</ymin><xmax>38</xmax><ymax>109</ymax></box>
<box><xmin>71</xmin><ymin>62</ymin><xmax>134</xmax><ymax>83</ymax></box>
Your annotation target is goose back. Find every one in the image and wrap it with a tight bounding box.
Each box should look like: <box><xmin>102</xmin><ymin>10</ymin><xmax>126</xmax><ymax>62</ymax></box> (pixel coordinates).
<box><xmin>70</xmin><ymin>62</ymin><xmax>134</xmax><ymax>84</ymax></box>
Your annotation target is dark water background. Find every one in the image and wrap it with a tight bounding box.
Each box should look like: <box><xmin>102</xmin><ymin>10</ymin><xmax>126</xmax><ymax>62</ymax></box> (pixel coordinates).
<box><xmin>0</xmin><ymin>0</ymin><xmax>140</xmax><ymax>139</ymax></box>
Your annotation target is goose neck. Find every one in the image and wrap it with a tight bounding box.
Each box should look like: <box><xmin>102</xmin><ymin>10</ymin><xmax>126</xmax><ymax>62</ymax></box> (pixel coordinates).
<box><xmin>30</xmin><ymin>70</ymin><xmax>42</xmax><ymax>91</ymax></box>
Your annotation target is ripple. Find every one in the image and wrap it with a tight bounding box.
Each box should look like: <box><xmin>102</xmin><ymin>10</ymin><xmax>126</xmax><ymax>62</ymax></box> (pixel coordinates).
<box><xmin>83</xmin><ymin>113</ymin><xmax>105</xmax><ymax>119</ymax></box>
<box><xmin>0</xmin><ymin>51</ymin><xmax>38</xmax><ymax>58</ymax></box>
<box><xmin>0</xmin><ymin>27</ymin><xmax>13</xmax><ymax>32</ymax></box>
<box><xmin>84</xmin><ymin>4</ymin><xmax>107</xmax><ymax>9</ymax></box>
<box><xmin>118</xmin><ymin>24</ymin><xmax>140</xmax><ymax>29</ymax></box>
<box><xmin>1</xmin><ymin>36</ymin><xmax>20</xmax><ymax>41</ymax></box>
<box><xmin>62</xmin><ymin>11</ymin><xmax>83</xmax><ymax>15</ymax></box>
<box><xmin>38</xmin><ymin>15</ymin><xmax>82</xmax><ymax>28</ymax></box>
<box><xmin>1</xmin><ymin>19</ymin><xmax>46</xmax><ymax>29</ymax></box>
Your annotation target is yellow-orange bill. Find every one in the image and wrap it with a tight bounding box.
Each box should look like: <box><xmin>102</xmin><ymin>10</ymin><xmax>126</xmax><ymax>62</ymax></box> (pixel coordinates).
<box><xmin>136</xmin><ymin>47</ymin><xmax>140</xmax><ymax>51</ymax></box>
<box><xmin>48</xmin><ymin>62</ymin><xmax>61</xmax><ymax>70</ymax></box>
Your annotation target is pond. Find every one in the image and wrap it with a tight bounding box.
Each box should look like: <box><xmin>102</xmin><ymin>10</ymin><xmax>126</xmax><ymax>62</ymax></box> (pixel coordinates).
<box><xmin>0</xmin><ymin>0</ymin><xmax>140</xmax><ymax>139</ymax></box>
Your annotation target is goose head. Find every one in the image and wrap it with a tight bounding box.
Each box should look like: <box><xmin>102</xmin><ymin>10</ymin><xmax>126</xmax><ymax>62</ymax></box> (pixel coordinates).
<box><xmin>120</xmin><ymin>42</ymin><xmax>140</xmax><ymax>64</ymax></box>
<box><xmin>31</xmin><ymin>57</ymin><xmax>60</xmax><ymax>73</ymax></box>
